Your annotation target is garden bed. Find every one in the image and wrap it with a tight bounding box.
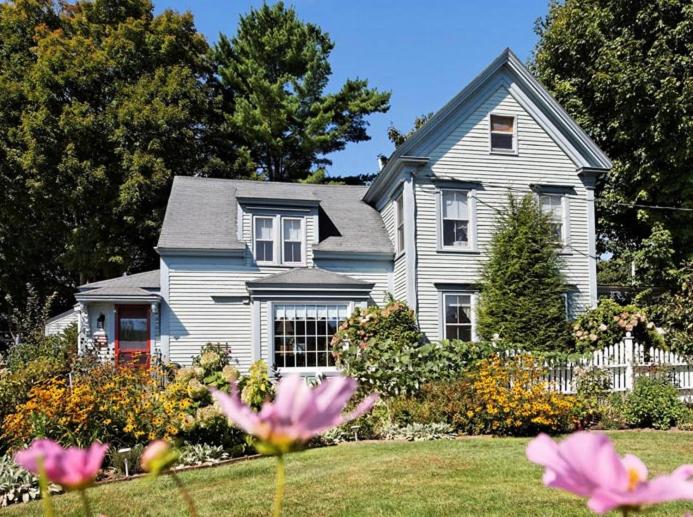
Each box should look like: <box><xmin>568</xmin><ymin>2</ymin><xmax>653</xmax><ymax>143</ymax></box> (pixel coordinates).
<box><xmin>4</xmin><ymin>431</ymin><xmax>691</xmax><ymax>516</ymax></box>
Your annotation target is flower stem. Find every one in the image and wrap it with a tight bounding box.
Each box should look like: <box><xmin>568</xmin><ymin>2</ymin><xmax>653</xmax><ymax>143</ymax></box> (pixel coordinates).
<box><xmin>79</xmin><ymin>490</ymin><xmax>92</xmax><ymax>517</ymax></box>
<box><xmin>36</xmin><ymin>457</ymin><xmax>55</xmax><ymax>517</ymax></box>
<box><xmin>272</xmin><ymin>454</ymin><xmax>286</xmax><ymax>517</ymax></box>
<box><xmin>171</xmin><ymin>472</ymin><xmax>198</xmax><ymax>517</ymax></box>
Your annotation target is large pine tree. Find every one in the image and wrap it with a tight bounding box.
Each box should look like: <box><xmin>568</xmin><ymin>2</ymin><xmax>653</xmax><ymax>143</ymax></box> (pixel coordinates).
<box><xmin>214</xmin><ymin>2</ymin><xmax>391</xmax><ymax>181</ymax></box>
<box><xmin>476</xmin><ymin>194</ymin><xmax>571</xmax><ymax>351</ymax></box>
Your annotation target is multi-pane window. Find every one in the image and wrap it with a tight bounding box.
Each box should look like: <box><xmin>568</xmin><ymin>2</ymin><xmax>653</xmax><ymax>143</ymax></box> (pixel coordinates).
<box><xmin>540</xmin><ymin>194</ymin><xmax>565</xmax><ymax>244</ymax></box>
<box><xmin>444</xmin><ymin>294</ymin><xmax>473</xmax><ymax>341</ymax></box>
<box><xmin>441</xmin><ymin>190</ymin><xmax>469</xmax><ymax>248</ymax></box>
<box><xmin>395</xmin><ymin>193</ymin><xmax>404</xmax><ymax>253</ymax></box>
<box><xmin>274</xmin><ymin>304</ymin><xmax>348</xmax><ymax>369</ymax></box>
<box><xmin>490</xmin><ymin>114</ymin><xmax>515</xmax><ymax>152</ymax></box>
<box><xmin>254</xmin><ymin>217</ymin><xmax>275</xmax><ymax>262</ymax></box>
<box><xmin>282</xmin><ymin>218</ymin><xmax>303</xmax><ymax>264</ymax></box>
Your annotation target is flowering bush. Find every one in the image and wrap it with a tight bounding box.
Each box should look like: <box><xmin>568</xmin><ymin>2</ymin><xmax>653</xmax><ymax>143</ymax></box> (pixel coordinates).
<box><xmin>572</xmin><ymin>298</ymin><xmax>664</xmax><ymax>351</ymax></box>
<box><xmin>1</xmin><ymin>365</ymin><xmax>190</xmax><ymax>450</ymax></box>
<box><xmin>239</xmin><ymin>359</ymin><xmax>273</xmax><ymax>409</ymax></box>
<box><xmin>387</xmin><ymin>354</ymin><xmax>576</xmax><ymax>436</ymax></box>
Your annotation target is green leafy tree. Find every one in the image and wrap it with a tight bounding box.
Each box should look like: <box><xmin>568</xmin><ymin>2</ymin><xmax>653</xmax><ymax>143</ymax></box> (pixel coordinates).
<box><xmin>477</xmin><ymin>194</ymin><xmax>571</xmax><ymax>351</ymax></box>
<box><xmin>214</xmin><ymin>2</ymin><xmax>391</xmax><ymax>181</ymax></box>
<box><xmin>532</xmin><ymin>0</ymin><xmax>693</xmax><ymax>278</ymax></box>
<box><xmin>0</xmin><ymin>0</ymin><xmax>248</xmax><ymax>323</ymax></box>
<box><xmin>387</xmin><ymin>113</ymin><xmax>433</xmax><ymax>148</ymax></box>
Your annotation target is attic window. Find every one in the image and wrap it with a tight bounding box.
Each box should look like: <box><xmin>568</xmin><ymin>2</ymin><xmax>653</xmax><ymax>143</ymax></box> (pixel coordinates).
<box><xmin>490</xmin><ymin>114</ymin><xmax>516</xmax><ymax>152</ymax></box>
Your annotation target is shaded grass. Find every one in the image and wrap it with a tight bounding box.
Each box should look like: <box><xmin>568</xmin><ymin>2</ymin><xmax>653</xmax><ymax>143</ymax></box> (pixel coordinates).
<box><xmin>3</xmin><ymin>431</ymin><xmax>692</xmax><ymax>516</ymax></box>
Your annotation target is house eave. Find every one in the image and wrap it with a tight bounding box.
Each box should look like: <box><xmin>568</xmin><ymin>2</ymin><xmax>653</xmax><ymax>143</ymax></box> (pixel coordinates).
<box><xmin>363</xmin><ymin>155</ymin><xmax>429</xmax><ymax>204</ymax></box>
<box><xmin>311</xmin><ymin>250</ymin><xmax>394</xmax><ymax>261</ymax></box>
<box><xmin>155</xmin><ymin>246</ymin><xmax>245</xmax><ymax>257</ymax></box>
<box><xmin>75</xmin><ymin>293</ymin><xmax>161</xmax><ymax>303</ymax></box>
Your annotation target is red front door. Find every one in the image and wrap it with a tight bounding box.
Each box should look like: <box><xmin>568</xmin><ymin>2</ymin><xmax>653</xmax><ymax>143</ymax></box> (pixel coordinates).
<box><xmin>115</xmin><ymin>305</ymin><xmax>150</xmax><ymax>368</ymax></box>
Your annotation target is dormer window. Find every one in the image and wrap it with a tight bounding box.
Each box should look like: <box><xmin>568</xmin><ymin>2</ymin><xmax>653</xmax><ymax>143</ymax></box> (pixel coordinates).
<box><xmin>254</xmin><ymin>217</ymin><xmax>275</xmax><ymax>263</ymax></box>
<box><xmin>490</xmin><ymin>114</ymin><xmax>516</xmax><ymax>153</ymax></box>
<box><xmin>282</xmin><ymin>218</ymin><xmax>303</xmax><ymax>264</ymax></box>
<box><xmin>253</xmin><ymin>214</ymin><xmax>305</xmax><ymax>266</ymax></box>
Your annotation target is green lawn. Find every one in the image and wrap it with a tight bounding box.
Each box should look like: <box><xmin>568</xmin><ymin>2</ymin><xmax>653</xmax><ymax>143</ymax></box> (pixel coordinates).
<box><xmin>3</xmin><ymin>431</ymin><xmax>692</xmax><ymax>516</ymax></box>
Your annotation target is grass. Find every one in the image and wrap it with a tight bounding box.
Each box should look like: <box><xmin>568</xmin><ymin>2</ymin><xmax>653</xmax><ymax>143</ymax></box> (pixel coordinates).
<box><xmin>3</xmin><ymin>431</ymin><xmax>692</xmax><ymax>516</ymax></box>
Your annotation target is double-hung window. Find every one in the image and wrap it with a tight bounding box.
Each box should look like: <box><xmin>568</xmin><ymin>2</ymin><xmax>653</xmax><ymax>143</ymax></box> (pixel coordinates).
<box><xmin>443</xmin><ymin>293</ymin><xmax>473</xmax><ymax>342</ymax></box>
<box><xmin>254</xmin><ymin>217</ymin><xmax>275</xmax><ymax>263</ymax></box>
<box><xmin>441</xmin><ymin>190</ymin><xmax>469</xmax><ymax>248</ymax></box>
<box><xmin>274</xmin><ymin>304</ymin><xmax>348</xmax><ymax>369</ymax></box>
<box><xmin>540</xmin><ymin>193</ymin><xmax>565</xmax><ymax>244</ymax></box>
<box><xmin>282</xmin><ymin>218</ymin><xmax>303</xmax><ymax>264</ymax></box>
<box><xmin>395</xmin><ymin>193</ymin><xmax>404</xmax><ymax>254</ymax></box>
<box><xmin>490</xmin><ymin>114</ymin><xmax>516</xmax><ymax>153</ymax></box>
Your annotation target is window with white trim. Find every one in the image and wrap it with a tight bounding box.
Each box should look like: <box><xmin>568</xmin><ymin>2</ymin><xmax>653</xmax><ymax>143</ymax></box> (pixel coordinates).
<box><xmin>273</xmin><ymin>304</ymin><xmax>348</xmax><ymax>368</ymax></box>
<box><xmin>443</xmin><ymin>293</ymin><xmax>473</xmax><ymax>341</ymax></box>
<box><xmin>539</xmin><ymin>193</ymin><xmax>565</xmax><ymax>244</ymax></box>
<box><xmin>395</xmin><ymin>193</ymin><xmax>404</xmax><ymax>254</ymax></box>
<box><xmin>254</xmin><ymin>217</ymin><xmax>275</xmax><ymax>263</ymax></box>
<box><xmin>441</xmin><ymin>190</ymin><xmax>469</xmax><ymax>248</ymax></box>
<box><xmin>282</xmin><ymin>218</ymin><xmax>303</xmax><ymax>264</ymax></box>
<box><xmin>490</xmin><ymin>114</ymin><xmax>515</xmax><ymax>152</ymax></box>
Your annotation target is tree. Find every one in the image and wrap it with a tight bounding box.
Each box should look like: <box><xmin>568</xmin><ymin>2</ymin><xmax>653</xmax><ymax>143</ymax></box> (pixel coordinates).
<box><xmin>0</xmin><ymin>0</ymin><xmax>246</xmax><ymax>322</ymax></box>
<box><xmin>477</xmin><ymin>194</ymin><xmax>571</xmax><ymax>351</ymax></box>
<box><xmin>532</xmin><ymin>0</ymin><xmax>693</xmax><ymax>281</ymax></box>
<box><xmin>387</xmin><ymin>113</ymin><xmax>433</xmax><ymax>148</ymax></box>
<box><xmin>214</xmin><ymin>2</ymin><xmax>391</xmax><ymax>181</ymax></box>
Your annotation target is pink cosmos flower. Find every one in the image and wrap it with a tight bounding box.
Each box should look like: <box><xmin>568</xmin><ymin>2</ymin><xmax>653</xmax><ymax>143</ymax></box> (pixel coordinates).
<box><xmin>15</xmin><ymin>439</ymin><xmax>108</xmax><ymax>491</ymax></box>
<box><xmin>527</xmin><ymin>432</ymin><xmax>693</xmax><ymax>514</ymax></box>
<box><xmin>212</xmin><ymin>374</ymin><xmax>378</xmax><ymax>454</ymax></box>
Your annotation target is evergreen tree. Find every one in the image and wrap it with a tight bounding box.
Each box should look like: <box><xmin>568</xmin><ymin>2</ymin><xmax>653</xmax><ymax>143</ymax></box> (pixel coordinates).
<box><xmin>214</xmin><ymin>2</ymin><xmax>391</xmax><ymax>181</ymax></box>
<box><xmin>477</xmin><ymin>194</ymin><xmax>571</xmax><ymax>351</ymax></box>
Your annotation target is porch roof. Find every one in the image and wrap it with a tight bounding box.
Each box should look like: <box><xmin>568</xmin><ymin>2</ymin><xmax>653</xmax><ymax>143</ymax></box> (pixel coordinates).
<box><xmin>75</xmin><ymin>286</ymin><xmax>160</xmax><ymax>303</ymax></box>
<box><xmin>246</xmin><ymin>267</ymin><xmax>374</xmax><ymax>290</ymax></box>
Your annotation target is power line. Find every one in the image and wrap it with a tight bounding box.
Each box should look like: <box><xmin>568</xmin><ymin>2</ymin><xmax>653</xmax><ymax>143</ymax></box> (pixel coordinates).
<box><xmin>611</xmin><ymin>201</ymin><xmax>693</xmax><ymax>213</ymax></box>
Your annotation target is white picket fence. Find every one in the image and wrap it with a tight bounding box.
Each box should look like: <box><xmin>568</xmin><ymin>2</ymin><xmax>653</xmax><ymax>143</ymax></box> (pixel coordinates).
<box><xmin>541</xmin><ymin>333</ymin><xmax>693</xmax><ymax>401</ymax></box>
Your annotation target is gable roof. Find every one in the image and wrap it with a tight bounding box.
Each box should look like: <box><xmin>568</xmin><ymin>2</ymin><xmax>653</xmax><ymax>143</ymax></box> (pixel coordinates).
<box><xmin>157</xmin><ymin>177</ymin><xmax>393</xmax><ymax>256</ymax></box>
<box><xmin>364</xmin><ymin>48</ymin><xmax>611</xmax><ymax>204</ymax></box>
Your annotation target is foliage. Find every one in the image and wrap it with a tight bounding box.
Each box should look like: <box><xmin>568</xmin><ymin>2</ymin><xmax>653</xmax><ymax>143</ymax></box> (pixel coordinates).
<box><xmin>0</xmin><ymin>0</ymin><xmax>246</xmax><ymax>321</ymax></box>
<box><xmin>476</xmin><ymin>194</ymin><xmax>572</xmax><ymax>351</ymax></box>
<box><xmin>3</xmin><ymin>284</ymin><xmax>56</xmax><ymax>348</ymax></box>
<box><xmin>239</xmin><ymin>360</ymin><xmax>274</xmax><ymax>410</ymax></box>
<box><xmin>5</xmin><ymin>323</ymin><xmax>77</xmax><ymax>372</ymax></box>
<box><xmin>107</xmin><ymin>444</ymin><xmax>145</xmax><ymax>476</ymax></box>
<box><xmin>178</xmin><ymin>444</ymin><xmax>230</xmax><ymax>467</ymax></box>
<box><xmin>191</xmin><ymin>343</ymin><xmax>239</xmax><ymax>390</ymax></box>
<box><xmin>214</xmin><ymin>1</ymin><xmax>390</xmax><ymax>181</ymax></box>
<box><xmin>0</xmin><ymin>452</ymin><xmax>60</xmax><ymax>507</ymax></box>
<box><xmin>622</xmin><ymin>374</ymin><xmax>687</xmax><ymax>430</ymax></box>
<box><xmin>644</xmin><ymin>263</ymin><xmax>693</xmax><ymax>357</ymax></box>
<box><xmin>331</xmin><ymin>300</ymin><xmax>429</xmax><ymax>397</ymax></box>
<box><xmin>572</xmin><ymin>299</ymin><xmax>664</xmax><ymax>352</ymax></box>
<box><xmin>532</xmin><ymin>0</ymin><xmax>693</xmax><ymax>283</ymax></box>
<box><xmin>381</xmin><ymin>422</ymin><xmax>454</xmax><ymax>442</ymax></box>
<box><xmin>390</xmin><ymin>355</ymin><xmax>576</xmax><ymax>436</ymax></box>
<box><xmin>387</xmin><ymin>113</ymin><xmax>433</xmax><ymax>148</ymax></box>
<box><xmin>1</xmin><ymin>365</ymin><xmax>190</xmax><ymax>450</ymax></box>
<box><xmin>572</xmin><ymin>366</ymin><xmax>613</xmax><ymax>428</ymax></box>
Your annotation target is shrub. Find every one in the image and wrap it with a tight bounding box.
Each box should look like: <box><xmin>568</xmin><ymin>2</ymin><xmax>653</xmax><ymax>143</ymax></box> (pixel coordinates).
<box><xmin>381</xmin><ymin>422</ymin><xmax>454</xmax><ymax>441</ymax></box>
<box><xmin>179</xmin><ymin>443</ymin><xmax>230</xmax><ymax>466</ymax></box>
<box><xmin>239</xmin><ymin>359</ymin><xmax>273</xmax><ymax>409</ymax></box>
<box><xmin>391</xmin><ymin>355</ymin><xmax>576</xmax><ymax>436</ymax></box>
<box><xmin>573</xmin><ymin>366</ymin><xmax>613</xmax><ymax>428</ymax></box>
<box><xmin>1</xmin><ymin>364</ymin><xmax>190</xmax><ymax>450</ymax></box>
<box><xmin>476</xmin><ymin>193</ymin><xmax>572</xmax><ymax>351</ymax></box>
<box><xmin>572</xmin><ymin>299</ymin><xmax>664</xmax><ymax>352</ymax></box>
<box><xmin>622</xmin><ymin>374</ymin><xmax>686</xmax><ymax>429</ymax></box>
<box><xmin>0</xmin><ymin>452</ymin><xmax>61</xmax><ymax>507</ymax></box>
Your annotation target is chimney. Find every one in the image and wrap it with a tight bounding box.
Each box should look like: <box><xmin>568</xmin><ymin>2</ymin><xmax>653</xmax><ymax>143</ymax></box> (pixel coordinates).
<box><xmin>377</xmin><ymin>154</ymin><xmax>388</xmax><ymax>171</ymax></box>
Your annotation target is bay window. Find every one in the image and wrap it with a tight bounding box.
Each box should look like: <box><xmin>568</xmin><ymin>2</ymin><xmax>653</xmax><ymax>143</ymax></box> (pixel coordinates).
<box><xmin>273</xmin><ymin>304</ymin><xmax>348</xmax><ymax>369</ymax></box>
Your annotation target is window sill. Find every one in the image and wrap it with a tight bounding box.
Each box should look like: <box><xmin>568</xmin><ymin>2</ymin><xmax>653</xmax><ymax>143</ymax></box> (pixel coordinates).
<box><xmin>256</xmin><ymin>262</ymin><xmax>307</xmax><ymax>268</ymax></box>
<box><xmin>276</xmin><ymin>367</ymin><xmax>340</xmax><ymax>376</ymax></box>
<box><xmin>394</xmin><ymin>250</ymin><xmax>405</xmax><ymax>260</ymax></box>
<box><xmin>436</xmin><ymin>247</ymin><xmax>480</xmax><ymax>255</ymax></box>
<box><xmin>489</xmin><ymin>149</ymin><xmax>518</xmax><ymax>156</ymax></box>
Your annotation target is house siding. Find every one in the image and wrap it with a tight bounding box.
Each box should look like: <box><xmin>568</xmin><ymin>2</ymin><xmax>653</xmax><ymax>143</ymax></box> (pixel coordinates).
<box><xmin>415</xmin><ymin>85</ymin><xmax>591</xmax><ymax>341</ymax></box>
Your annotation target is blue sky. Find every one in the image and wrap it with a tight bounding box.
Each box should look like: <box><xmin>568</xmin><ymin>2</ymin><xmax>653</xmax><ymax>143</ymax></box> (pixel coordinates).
<box><xmin>155</xmin><ymin>0</ymin><xmax>550</xmax><ymax>177</ymax></box>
